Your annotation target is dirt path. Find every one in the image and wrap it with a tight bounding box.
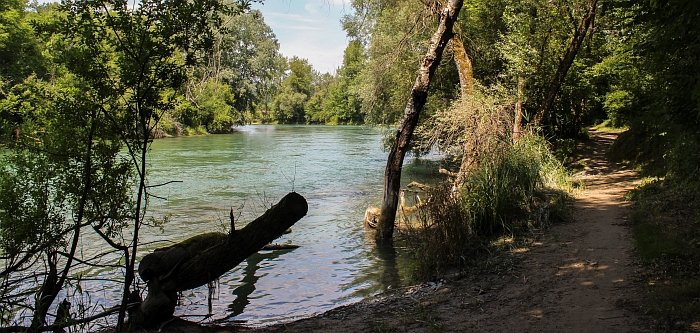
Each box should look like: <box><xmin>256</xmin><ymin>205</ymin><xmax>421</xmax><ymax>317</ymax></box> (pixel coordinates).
<box><xmin>169</xmin><ymin>129</ymin><xmax>645</xmax><ymax>333</ymax></box>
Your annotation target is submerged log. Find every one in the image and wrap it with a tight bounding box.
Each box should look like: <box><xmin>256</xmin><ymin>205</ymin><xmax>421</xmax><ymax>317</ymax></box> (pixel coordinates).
<box><xmin>132</xmin><ymin>192</ymin><xmax>308</xmax><ymax>327</ymax></box>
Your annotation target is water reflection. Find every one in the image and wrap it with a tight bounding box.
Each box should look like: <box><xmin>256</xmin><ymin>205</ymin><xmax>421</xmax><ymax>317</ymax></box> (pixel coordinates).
<box><xmin>226</xmin><ymin>249</ymin><xmax>292</xmax><ymax>317</ymax></box>
<box><xmin>137</xmin><ymin>125</ymin><xmax>442</xmax><ymax>324</ymax></box>
<box><xmin>377</xmin><ymin>245</ymin><xmax>401</xmax><ymax>289</ymax></box>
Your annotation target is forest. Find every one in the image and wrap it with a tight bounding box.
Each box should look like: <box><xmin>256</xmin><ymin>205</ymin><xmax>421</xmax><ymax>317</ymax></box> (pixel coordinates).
<box><xmin>1</xmin><ymin>0</ymin><xmax>699</xmax><ymax>331</ymax></box>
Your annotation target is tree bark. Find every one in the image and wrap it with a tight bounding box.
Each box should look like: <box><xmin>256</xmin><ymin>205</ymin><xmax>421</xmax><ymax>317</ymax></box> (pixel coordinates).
<box><xmin>450</xmin><ymin>30</ymin><xmax>474</xmax><ymax>100</ymax></box>
<box><xmin>375</xmin><ymin>0</ymin><xmax>464</xmax><ymax>246</ymax></box>
<box><xmin>132</xmin><ymin>192</ymin><xmax>308</xmax><ymax>327</ymax></box>
<box><xmin>513</xmin><ymin>76</ymin><xmax>525</xmax><ymax>140</ymax></box>
<box><xmin>532</xmin><ymin>0</ymin><xmax>598</xmax><ymax>126</ymax></box>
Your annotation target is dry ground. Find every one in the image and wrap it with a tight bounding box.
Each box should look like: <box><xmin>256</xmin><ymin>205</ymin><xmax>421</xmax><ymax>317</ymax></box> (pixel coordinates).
<box><xmin>162</xmin><ymin>129</ymin><xmax>651</xmax><ymax>333</ymax></box>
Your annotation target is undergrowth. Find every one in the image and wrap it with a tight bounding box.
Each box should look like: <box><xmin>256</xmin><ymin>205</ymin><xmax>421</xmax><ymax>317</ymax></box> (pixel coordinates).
<box><xmin>628</xmin><ymin>178</ymin><xmax>700</xmax><ymax>331</ymax></box>
<box><xmin>609</xmin><ymin>114</ymin><xmax>700</xmax><ymax>330</ymax></box>
<box><xmin>403</xmin><ymin>133</ymin><xmax>571</xmax><ymax>281</ymax></box>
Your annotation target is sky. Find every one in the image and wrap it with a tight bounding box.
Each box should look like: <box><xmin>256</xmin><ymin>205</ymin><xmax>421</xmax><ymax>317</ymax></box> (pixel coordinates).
<box><xmin>34</xmin><ymin>0</ymin><xmax>352</xmax><ymax>74</ymax></box>
<box><xmin>252</xmin><ymin>0</ymin><xmax>352</xmax><ymax>74</ymax></box>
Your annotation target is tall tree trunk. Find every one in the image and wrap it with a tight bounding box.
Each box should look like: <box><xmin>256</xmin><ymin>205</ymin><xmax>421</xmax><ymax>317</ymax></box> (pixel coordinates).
<box><xmin>532</xmin><ymin>0</ymin><xmax>598</xmax><ymax>126</ymax></box>
<box><xmin>513</xmin><ymin>76</ymin><xmax>525</xmax><ymax>140</ymax></box>
<box><xmin>376</xmin><ymin>0</ymin><xmax>464</xmax><ymax>246</ymax></box>
<box><xmin>450</xmin><ymin>25</ymin><xmax>477</xmax><ymax>186</ymax></box>
<box><xmin>450</xmin><ymin>29</ymin><xmax>474</xmax><ymax>100</ymax></box>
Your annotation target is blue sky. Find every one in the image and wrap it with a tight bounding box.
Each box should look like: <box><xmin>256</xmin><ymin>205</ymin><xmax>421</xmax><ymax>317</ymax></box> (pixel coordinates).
<box><xmin>252</xmin><ymin>0</ymin><xmax>352</xmax><ymax>74</ymax></box>
<box><xmin>34</xmin><ymin>0</ymin><xmax>352</xmax><ymax>74</ymax></box>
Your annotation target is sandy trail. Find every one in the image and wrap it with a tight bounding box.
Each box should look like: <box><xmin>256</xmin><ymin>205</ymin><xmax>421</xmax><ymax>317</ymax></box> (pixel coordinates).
<box><xmin>160</xmin><ymin>130</ymin><xmax>646</xmax><ymax>333</ymax></box>
<box><xmin>485</xmin><ymin>130</ymin><xmax>646</xmax><ymax>332</ymax></box>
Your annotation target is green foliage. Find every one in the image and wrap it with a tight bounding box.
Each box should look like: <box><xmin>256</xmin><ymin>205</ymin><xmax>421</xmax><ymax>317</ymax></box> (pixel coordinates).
<box><xmin>304</xmin><ymin>40</ymin><xmax>366</xmax><ymax>124</ymax></box>
<box><xmin>608</xmin><ymin>0</ymin><xmax>700</xmax><ymax>184</ymax></box>
<box><xmin>627</xmin><ymin>177</ymin><xmax>700</xmax><ymax>331</ymax></box>
<box><xmin>272</xmin><ymin>57</ymin><xmax>314</xmax><ymax>123</ymax></box>
<box><xmin>461</xmin><ymin>134</ymin><xmax>567</xmax><ymax>235</ymax></box>
<box><xmin>304</xmin><ymin>72</ymin><xmax>334</xmax><ymax>123</ymax></box>
<box><xmin>342</xmin><ymin>0</ymin><xmax>459</xmax><ymax>124</ymax></box>
<box><xmin>272</xmin><ymin>86</ymin><xmax>308</xmax><ymax>124</ymax></box>
<box><xmin>177</xmin><ymin>80</ymin><xmax>240</xmax><ymax>133</ymax></box>
<box><xmin>603</xmin><ymin>90</ymin><xmax>633</xmax><ymax>126</ymax></box>
<box><xmin>406</xmin><ymin>133</ymin><xmax>570</xmax><ymax>280</ymax></box>
<box><xmin>0</xmin><ymin>75</ymin><xmax>133</xmax><ymax>325</ymax></box>
<box><xmin>216</xmin><ymin>10</ymin><xmax>286</xmax><ymax>113</ymax></box>
<box><xmin>0</xmin><ymin>0</ymin><xmax>47</xmax><ymax>85</ymax></box>
<box><xmin>0</xmin><ymin>0</ymin><xmax>249</xmax><ymax>328</ymax></box>
<box><xmin>286</xmin><ymin>56</ymin><xmax>314</xmax><ymax>97</ymax></box>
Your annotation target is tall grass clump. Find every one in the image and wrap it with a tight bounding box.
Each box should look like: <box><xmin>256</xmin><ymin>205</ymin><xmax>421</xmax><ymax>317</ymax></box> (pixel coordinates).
<box><xmin>406</xmin><ymin>87</ymin><xmax>571</xmax><ymax>281</ymax></box>
<box><xmin>462</xmin><ymin>134</ymin><xmax>569</xmax><ymax>236</ymax></box>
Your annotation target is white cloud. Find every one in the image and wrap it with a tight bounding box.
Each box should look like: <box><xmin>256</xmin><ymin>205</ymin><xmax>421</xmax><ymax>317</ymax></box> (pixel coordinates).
<box><xmin>304</xmin><ymin>3</ymin><xmax>319</xmax><ymax>14</ymax></box>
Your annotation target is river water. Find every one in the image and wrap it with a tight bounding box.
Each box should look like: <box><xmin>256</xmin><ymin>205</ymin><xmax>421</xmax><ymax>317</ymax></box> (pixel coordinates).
<box><xmin>118</xmin><ymin>125</ymin><xmax>441</xmax><ymax>325</ymax></box>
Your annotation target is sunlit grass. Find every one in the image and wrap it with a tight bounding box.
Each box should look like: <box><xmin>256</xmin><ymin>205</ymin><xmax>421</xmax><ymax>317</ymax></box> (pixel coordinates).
<box><xmin>592</xmin><ymin>119</ymin><xmax>629</xmax><ymax>132</ymax></box>
<box><xmin>404</xmin><ymin>133</ymin><xmax>572</xmax><ymax>281</ymax></box>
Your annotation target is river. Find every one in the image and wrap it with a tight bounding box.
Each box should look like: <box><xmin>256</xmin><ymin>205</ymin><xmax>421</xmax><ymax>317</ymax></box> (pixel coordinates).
<box><xmin>106</xmin><ymin>125</ymin><xmax>442</xmax><ymax>325</ymax></box>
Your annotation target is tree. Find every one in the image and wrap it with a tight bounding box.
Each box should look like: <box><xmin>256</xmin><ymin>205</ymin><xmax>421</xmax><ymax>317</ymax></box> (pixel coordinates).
<box><xmin>533</xmin><ymin>0</ymin><xmax>599</xmax><ymax>126</ymax></box>
<box><xmin>61</xmin><ymin>0</ymin><xmax>247</xmax><ymax>328</ymax></box>
<box><xmin>208</xmin><ymin>10</ymin><xmax>286</xmax><ymax>114</ymax></box>
<box><xmin>304</xmin><ymin>72</ymin><xmax>335</xmax><ymax>123</ymax></box>
<box><xmin>272</xmin><ymin>57</ymin><xmax>315</xmax><ymax>123</ymax></box>
<box><xmin>306</xmin><ymin>40</ymin><xmax>367</xmax><ymax>124</ymax></box>
<box><xmin>0</xmin><ymin>0</ymin><xmax>46</xmax><ymax>86</ymax></box>
<box><xmin>0</xmin><ymin>74</ymin><xmax>133</xmax><ymax>331</ymax></box>
<box><xmin>376</xmin><ymin>0</ymin><xmax>464</xmax><ymax>245</ymax></box>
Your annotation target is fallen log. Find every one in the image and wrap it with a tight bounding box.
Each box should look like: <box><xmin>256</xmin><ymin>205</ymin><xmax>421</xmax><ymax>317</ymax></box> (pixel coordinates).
<box><xmin>132</xmin><ymin>192</ymin><xmax>308</xmax><ymax>328</ymax></box>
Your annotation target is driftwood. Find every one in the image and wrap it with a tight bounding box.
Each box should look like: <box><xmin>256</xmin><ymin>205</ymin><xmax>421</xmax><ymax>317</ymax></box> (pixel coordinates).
<box><xmin>364</xmin><ymin>191</ymin><xmax>428</xmax><ymax>229</ymax></box>
<box><xmin>131</xmin><ymin>192</ymin><xmax>308</xmax><ymax>328</ymax></box>
<box><xmin>364</xmin><ymin>206</ymin><xmax>381</xmax><ymax>228</ymax></box>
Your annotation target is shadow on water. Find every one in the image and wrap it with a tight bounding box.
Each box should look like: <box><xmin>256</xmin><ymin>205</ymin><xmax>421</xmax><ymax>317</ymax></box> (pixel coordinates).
<box><xmin>216</xmin><ymin>249</ymin><xmax>294</xmax><ymax>322</ymax></box>
<box><xmin>377</xmin><ymin>244</ymin><xmax>401</xmax><ymax>289</ymax></box>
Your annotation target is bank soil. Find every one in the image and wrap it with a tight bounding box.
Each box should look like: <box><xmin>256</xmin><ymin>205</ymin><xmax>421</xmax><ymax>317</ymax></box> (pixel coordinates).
<box><xmin>168</xmin><ymin>130</ymin><xmax>649</xmax><ymax>333</ymax></box>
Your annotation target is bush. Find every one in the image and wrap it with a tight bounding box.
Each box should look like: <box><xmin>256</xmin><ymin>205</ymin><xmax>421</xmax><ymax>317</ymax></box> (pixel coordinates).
<box><xmin>627</xmin><ymin>178</ymin><xmax>700</xmax><ymax>331</ymax></box>
<box><xmin>405</xmin><ymin>133</ymin><xmax>570</xmax><ymax>280</ymax></box>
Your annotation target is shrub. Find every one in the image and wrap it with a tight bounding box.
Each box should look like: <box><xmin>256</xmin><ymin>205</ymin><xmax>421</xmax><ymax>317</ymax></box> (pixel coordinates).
<box><xmin>405</xmin><ymin>133</ymin><xmax>570</xmax><ymax>280</ymax></box>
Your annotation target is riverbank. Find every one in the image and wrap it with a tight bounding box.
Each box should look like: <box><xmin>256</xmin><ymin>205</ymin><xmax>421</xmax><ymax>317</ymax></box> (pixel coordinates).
<box><xmin>148</xmin><ymin>129</ymin><xmax>650</xmax><ymax>333</ymax></box>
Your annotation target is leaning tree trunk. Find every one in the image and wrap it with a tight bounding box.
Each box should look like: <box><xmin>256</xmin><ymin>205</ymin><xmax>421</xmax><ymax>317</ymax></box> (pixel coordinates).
<box><xmin>131</xmin><ymin>192</ymin><xmax>308</xmax><ymax>328</ymax></box>
<box><xmin>532</xmin><ymin>0</ymin><xmax>598</xmax><ymax>126</ymax></box>
<box><xmin>376</xmin><ymin>0</ymin><xmax>464</xmax><ymax>246</ymax></box>
<box><xmin>450</xmin><ymin>29</ymin><xmax>474</xmax><ymax>100</ymax></box>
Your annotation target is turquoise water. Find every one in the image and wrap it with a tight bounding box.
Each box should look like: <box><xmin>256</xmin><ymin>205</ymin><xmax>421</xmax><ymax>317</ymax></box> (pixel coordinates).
<box><xmin>128</xmin><ymin>125</ymin><xmax>441</xmax><ymax>325</ymax></box>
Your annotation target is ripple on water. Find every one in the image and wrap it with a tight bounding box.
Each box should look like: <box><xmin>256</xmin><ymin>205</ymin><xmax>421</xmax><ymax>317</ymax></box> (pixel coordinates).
<box><xmin>66</xmin><ymin>125</ymin><xmax>441</xmax><ymax>326</ymax></box>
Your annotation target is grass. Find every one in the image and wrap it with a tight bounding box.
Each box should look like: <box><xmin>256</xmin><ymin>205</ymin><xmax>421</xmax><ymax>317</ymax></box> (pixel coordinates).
<box><xmin>592</xmin><ymin>119</ymin><xmax>629</xmax><ymax>132</ymax></box>
<box><xmin>605</xmin><ymin>115</ymin><xmax>700</xmax><ymax>330</ymax></box>
<box><xmin>403</xmin><ymin>133</ymin><xmax>572</xmax><ymax>281</ymax></box>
